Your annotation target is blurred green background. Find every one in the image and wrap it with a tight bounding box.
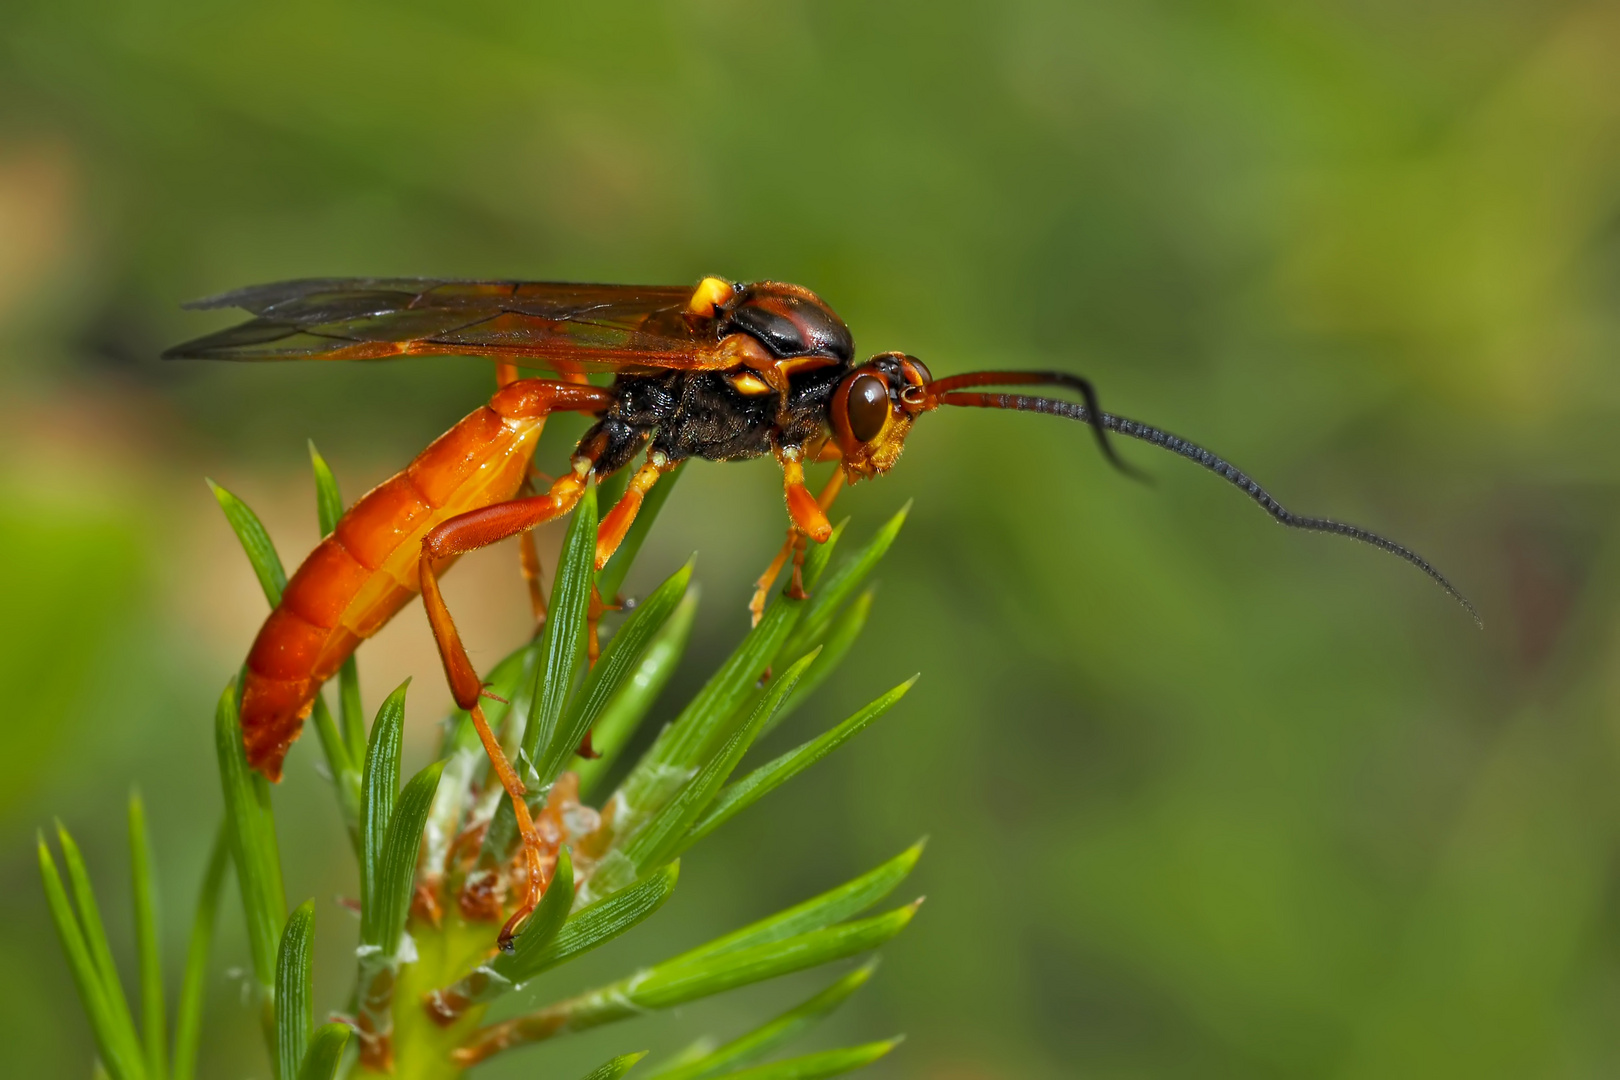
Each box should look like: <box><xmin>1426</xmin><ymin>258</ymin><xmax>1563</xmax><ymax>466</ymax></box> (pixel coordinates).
<box><xmin>4</xmin><ymin>1</ymin><xmax>1619</xmax><ymax>1076</ymax></box>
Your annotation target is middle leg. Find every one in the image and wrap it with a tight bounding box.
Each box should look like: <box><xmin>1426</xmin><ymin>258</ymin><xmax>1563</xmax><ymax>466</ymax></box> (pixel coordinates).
<box><xmin>497</xmin><ymin>361</ymin><xmax>549</xmax><ymax>628</ymax></box>
<box><xmin>584</xmin><ymin>451</ymin><xmax>677</xmax><ymax>664</ymax></box>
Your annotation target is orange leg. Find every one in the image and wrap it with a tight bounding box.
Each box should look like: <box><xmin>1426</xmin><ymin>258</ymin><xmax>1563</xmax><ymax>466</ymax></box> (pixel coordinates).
<box><xmin>595</xmin><ymin>453</ymin><xmax>672</xmax><ymax>572</ymax></box>
<box><xmin>516</xmin><ymin>476</ymin><xmax>547</xmax><ymax>627</ymax></box>
<box><xmin>749</xmin><ymin>453</ymin><xmax>846</xmax><ymax>626</ymax></box>
<box><xmin>584</xmin><ymin>452</ymin><xmax>674</xmax><ymax>663</ymax></box>
<box><xmin>497</xmin><ymin>362</ymin><xmax>549</xmax><ymax>627</ymax></box>
<box><xmin>419</xmin><ymin>457</ymin><xmax>593</xmax><ymax>950</ymax></box>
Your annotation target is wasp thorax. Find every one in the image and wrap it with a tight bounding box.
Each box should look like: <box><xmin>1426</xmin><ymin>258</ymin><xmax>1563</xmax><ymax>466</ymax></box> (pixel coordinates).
<box><xmin>718</xmin><ymin>282</ymin><xmax>855</xmax><ymax>363</ymax></box>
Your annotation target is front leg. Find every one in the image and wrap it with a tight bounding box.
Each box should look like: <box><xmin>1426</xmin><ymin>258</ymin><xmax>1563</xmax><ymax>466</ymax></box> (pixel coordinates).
<box><xmin>748</xmin><ymin>445</ymin><xmax>845</xmax><ymax>626</ymax></box>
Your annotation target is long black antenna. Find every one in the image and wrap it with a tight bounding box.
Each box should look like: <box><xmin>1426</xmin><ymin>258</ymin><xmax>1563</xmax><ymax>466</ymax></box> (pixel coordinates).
<box><xmin>937</xmin><ymin>389</ymin><xmax>1482</xmax><ymax>627</ymax></box>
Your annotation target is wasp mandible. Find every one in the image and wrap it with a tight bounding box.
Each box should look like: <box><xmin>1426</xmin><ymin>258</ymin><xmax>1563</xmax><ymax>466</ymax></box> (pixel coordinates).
<box><xmin>168</xmin><ymin>275</ymin><xmax>1479</xmax><ymax>946</ymax></box>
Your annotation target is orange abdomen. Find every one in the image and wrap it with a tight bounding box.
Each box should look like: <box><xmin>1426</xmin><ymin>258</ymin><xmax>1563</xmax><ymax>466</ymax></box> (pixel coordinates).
<box><xmin>241</xmin><ymin>400</ymin><xmax>546</xmax><ymax>779</ymax></box>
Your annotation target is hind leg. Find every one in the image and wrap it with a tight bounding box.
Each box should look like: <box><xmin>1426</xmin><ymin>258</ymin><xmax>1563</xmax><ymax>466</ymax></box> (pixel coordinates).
<box><xmin>419</xmin><ymin>461</ymin><xmax>593</xmax><ymax>949</ymax></box>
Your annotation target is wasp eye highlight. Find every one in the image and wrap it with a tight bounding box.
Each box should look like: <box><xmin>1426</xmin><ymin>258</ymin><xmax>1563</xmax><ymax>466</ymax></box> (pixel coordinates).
<box><xmin>847</xmin><ymin>374</ymin><xmax>890</xmax><ymax>442</ymax></box>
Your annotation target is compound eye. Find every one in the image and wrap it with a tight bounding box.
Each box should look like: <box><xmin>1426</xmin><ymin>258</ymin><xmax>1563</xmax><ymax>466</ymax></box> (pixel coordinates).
<box><xmin>847</xmin><ymin>374</ymin><xmax>890</xmax><ymax>443</ymax></box>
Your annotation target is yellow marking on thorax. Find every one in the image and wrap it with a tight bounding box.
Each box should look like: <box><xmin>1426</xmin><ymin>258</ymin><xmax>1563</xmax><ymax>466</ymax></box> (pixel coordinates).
<box><xmin>726</xmin><ymin>371</ymin><xmax>774</xmax><ymax>395</ymax></box>
<box><xmin>687</xmin><ymin>276</ymin><xmax>735</xmax><ymax>317</ymax></box>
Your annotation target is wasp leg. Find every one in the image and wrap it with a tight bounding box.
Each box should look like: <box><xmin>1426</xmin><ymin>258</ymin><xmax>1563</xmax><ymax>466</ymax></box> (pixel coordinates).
<box><xmin>585</xmin><ymin>452</ymin><xmax>674</xmax><ymax>664</ymax></box>
<box><xmin>595</xmin><ymin>452</ymin><xmax>674</xmax><ymax>570</ymax></box>
<box><xmin>748</xmin><ymin>451</ymin><xmax>845</xmax><ymax>626</ymax></box>
<box><xmin>516</xmin><ymin>476</ymin><xmax>547</xmax><ymax>628</ymax></box>
<box><xmin>497</xmin><ymin>363</ymin><xmax>550</xmax><ymax>628</ymax></box>
<box><xmin>419</xmin><ymin>456</ymin><xmax>595</xmax><ymax>951</ymax></box>
<box><xmin>749</xmin><ymin>541</ymin><xmax>794</xmax><ymax>628</ymax></box>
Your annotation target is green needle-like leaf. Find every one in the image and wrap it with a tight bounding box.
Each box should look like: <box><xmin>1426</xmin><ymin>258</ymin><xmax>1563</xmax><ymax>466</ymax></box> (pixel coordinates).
<box><xmin>308</xmin><ymin>694</ymin><xmax>359</xmax><ymax>846</ymax></box>
<box><xmin>213</xmin><ymin>478</ymin><xmax>356</xmax><ymax>836</ymax></box>
<box><xmin>782</xmin><ymin>504</ymin><xmax>908</xmax><ymax>659</ymax></box>
<box><xmin>597</xmin><ymin>458</ymin><xmax>686</xmax><ymax>602</ymax></box>
<box><xmin>336</xmin><ymin>657</ymin><xmax>365</xmax><ymax>766</ymax></box>
<box><xmin>359</xmin><ymin>681</ymin><xmax>410</xmax><ymax>946</ymax></box>
<box><xmin>295</xmin><ymin>1023</ymin><xmax>351</xmax><ymax>1080</ymax></box>
<box><xmin>688</xmin><ymin>678</ymin><xmax>916</xmax><ymax>847</ymax></box>
<box><xmin>701</xmin><ymin>1040</ymin><xmax>900</xmax><ymax>1079</ymax></box>
<box><xmin>428</xmin><ymin>848</ymin><xmax>579</xmax><ymax>1016</ymax></box>
<box><xmin>127</xmin><ymin>792</ymin><xmax>166</xmax><ymax>1080</ymax></box>
<box><xmin>38</xmin><ymin>834</ymin><xmax>145</xmax><ymax>1080</ymax></box>
<box><xmin>595</xmin><ymin>465</ymin><xmax>632</xmax><ymax>521</ymax></box>
<box><xmin>307</xmin><ymin>440</ymin><xmax>343</xmax><ymax>537</ymax></box>
<box><xmin>574</xmin><ymin>586</ymin><xmax>699</xmax><ymax>799</ymax></box>
<box><xmin>214</xmin><ymin>680</ymin><xmax>286</xmax><ymax>989</ymax></box>
<box><xmin>371</xmin><ymin>760</ymin><xmax>446</xmax><ymax>956</ymax></box>
<box><xmin>798</xmin><ymin>518</ymin><xmax>846</xmax><ymax>595</ymax></box>
<box><xmin>465</xmin><ymin>905</ymin><xmax>917</xmax><ymax>1055</ymax></box>
<box><xmin>502</xmin><ymin>860</ymin><xmax>680</xmax><ymax>985</ymax></box>
<box><xmin>662</xmin><ymin>1040</ymin><xmax>720</xmax><ymax>1071</ymax></box>
<box><xmin>524</xmin><ymin>485</ymin><xmax>598</xmax><ymax>765</ymax></box>
<box><xmin>308</xmin><ymin>442</ymin><xmax>367</xmax><ymax>765</ymax></box>
<box><xmin>577</xmin><ymin>1051</ymin><xmax>650</xmax><ymax>1080</ymax></box>
<box><xmin>648</xmin><ymin>961</ymin><xmax>878</xmax><ymax>1080</ymax></box>
<box><xmin>652</xmin><ymin>594</ymin><xmax>802</xmax><ymax>771</ymax></box>
<box><xmin>173</xmin><ymin>824</ymin><xmax>228</xmax><ymax>1080</ymax></box>
<box><xmin>676</xmin><ymin>843</ymin><xmax>924</xmax><ymax>966</ymax></box>
<box><xmin>208</xmin><ymin>479</ymin><xmax>286</xmax><ymax>605</ymax></box>
<box><xmin>354</xmin><ymin>758</ymin><xmax>445</xmax><ymax>1058</ymax></box>
<box><xmin>56</xmin><ymin>822</ymin><xmax>141</xmax><ymax>1063</ymax></box>
<box><xmin>761</xmin><ymin>589</ymin><xmax>874</xmax><ymax>739</ymax></box>
<box><xmin>275</xmin><ymin>901</ymin><xmax>316</xmax><ymax>1080</ymax></box>
<box><xmin>609</xmin><ymin>594</ymin><xmax>804</xmax><ymax>849</ymax></box>
<box><xmin>541</xmin><ymin>560</ymin><xmax>692</xmax><ymax>786</ymax></box>
<box><xmin>493</xmin><ymin>846</ymin><xmax>575</xmax><ymax>976</ymax></box>
<box><xmin>615</xmin><ymin>906</ymin><xmax>916</xmax><ymax>1018</ymax></box>
<box><xmin>625</xmin><ymin>651</ymin><xmax>817</xmax><ymax>874</ymax></box>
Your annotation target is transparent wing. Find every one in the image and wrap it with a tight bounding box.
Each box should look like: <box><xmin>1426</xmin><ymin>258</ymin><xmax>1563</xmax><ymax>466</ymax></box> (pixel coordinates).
<box><xmin>164</xmin><ymin>278</ymin><xmax>725</xmax><ymax>374</ymax></box>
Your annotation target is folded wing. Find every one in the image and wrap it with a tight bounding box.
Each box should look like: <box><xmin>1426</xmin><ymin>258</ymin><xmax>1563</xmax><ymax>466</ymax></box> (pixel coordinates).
<box><xmin>164</xmin><ymin>278</ymin><xmax>721</xmax><ymax>374</ymax></box>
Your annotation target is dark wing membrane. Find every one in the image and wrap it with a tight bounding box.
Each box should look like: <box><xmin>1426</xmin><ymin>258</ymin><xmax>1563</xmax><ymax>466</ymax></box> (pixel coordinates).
<box><xmin>163</xmin><ymin>278</ymin><xmax>715</xmax><ymax>373</ymax></box>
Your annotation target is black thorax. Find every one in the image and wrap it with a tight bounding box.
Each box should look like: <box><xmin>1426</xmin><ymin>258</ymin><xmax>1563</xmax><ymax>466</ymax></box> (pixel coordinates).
<box><xmin>582</xmin><ymin>365</ymin><xmax>848</xmax><ymax>478</ymax></box>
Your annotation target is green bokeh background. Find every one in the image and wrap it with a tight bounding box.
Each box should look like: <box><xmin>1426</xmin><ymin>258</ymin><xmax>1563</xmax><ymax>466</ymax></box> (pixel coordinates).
<box><xmin>4</xmin><ymin>2</ymin><xmax>1618</xmax><ymax>1077</ymax></box>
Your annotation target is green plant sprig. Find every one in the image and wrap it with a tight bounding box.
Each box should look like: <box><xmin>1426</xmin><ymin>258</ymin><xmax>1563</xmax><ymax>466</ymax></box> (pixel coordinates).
<box><xmin>44</xmin><ymin>439</ymin><xmax>922</xmax><ymax>1080</ymax></box>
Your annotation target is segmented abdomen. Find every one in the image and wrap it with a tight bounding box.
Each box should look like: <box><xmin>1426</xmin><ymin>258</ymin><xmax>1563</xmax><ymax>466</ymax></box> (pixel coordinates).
<box><xmin>241</xmin><ymin>403</ymin><xmax>545</xmax><ymax>780</ymax></box>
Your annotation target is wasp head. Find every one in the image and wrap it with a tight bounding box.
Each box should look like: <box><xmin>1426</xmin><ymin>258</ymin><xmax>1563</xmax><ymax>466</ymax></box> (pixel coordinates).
<box><xmin>830</xmin><ymin>352</ymin><xmax>934</xmax><ymax>480</ymax></box>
